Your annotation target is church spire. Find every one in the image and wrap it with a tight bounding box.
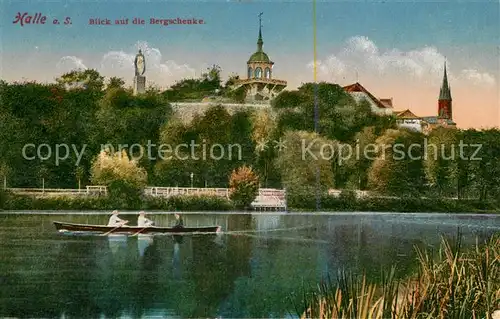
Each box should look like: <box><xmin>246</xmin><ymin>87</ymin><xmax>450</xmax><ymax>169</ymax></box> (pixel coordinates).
<box><xmin>438</xmin><ymin>60</ymin><xmax>453</xmax><ymax>119</ymax></box>
<box><xmin>439</xmin><ymin>61</ymin><xmax>452</xmax><ymax>101</ymax></box>
<box><xmin>257</xmin><ymin>12</ymin><xmax>263</xmax><ymax>52</ymax></box>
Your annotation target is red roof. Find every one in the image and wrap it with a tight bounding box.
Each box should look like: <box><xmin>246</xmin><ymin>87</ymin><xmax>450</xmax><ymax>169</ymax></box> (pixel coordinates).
<box><xmin>380</xmin><ymin>98</ymin><xmax>393</xmax><ymax>108</ymax></box>
<box><xmin>343</xmin><ymin>82</ymin><xmax>392</xmax><ymax>109</ymax></box>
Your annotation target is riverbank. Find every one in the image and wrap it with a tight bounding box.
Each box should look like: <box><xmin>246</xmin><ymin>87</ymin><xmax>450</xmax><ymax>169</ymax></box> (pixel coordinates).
<box><xmin>295</xmin><ymin>232</ymin><xmax>500</xmax><ymax>319</ymax></box>
<box><xmin>1</xmin><ymin>190</ymin><xmax>498</xmax><ymax>213</ymax></box>
<box><xmin>0</xmin><ymin>191</ymin><xmax>233</xmax><ymax>211</ymax></box>
<box><xmin>288</xmin><ymin>193</ymin><xmax>500</xmax><ymax>214</ymax></box>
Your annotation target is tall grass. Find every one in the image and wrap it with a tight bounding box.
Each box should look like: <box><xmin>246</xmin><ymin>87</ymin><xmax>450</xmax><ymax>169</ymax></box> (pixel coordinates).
<box><xmin>297</xmin><ymin>232</ymin><xmax>500</xmax><ymax>319</ymax></box>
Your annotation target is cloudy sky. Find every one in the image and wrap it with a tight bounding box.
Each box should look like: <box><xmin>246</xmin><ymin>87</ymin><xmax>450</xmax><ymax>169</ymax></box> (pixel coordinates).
<box><xmin>1</xmin><ymin>0</ymin><xmax>498</xmax><ymax>128</ymax></box>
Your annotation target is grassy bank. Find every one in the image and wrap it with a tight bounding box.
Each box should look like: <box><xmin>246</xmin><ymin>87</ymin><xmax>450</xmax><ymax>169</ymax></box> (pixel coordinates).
<box><xmin>1</xmin><ymin>189</ymin><xmax>499</xmax><ymax>213</ymax></box>
<box><xmin>0</xmin><ymin>191</ymin><xmax>233</xmax><ymax>211</ymax></box>
<box><xmin>296</xmin><ymin>232</ymin><xmax>500</xmax><ymax>319</ymax></box>
<box><xmin>288</xmin><ymin>192</ymin><xmax>500</xmax><ymax>213</ymax></box>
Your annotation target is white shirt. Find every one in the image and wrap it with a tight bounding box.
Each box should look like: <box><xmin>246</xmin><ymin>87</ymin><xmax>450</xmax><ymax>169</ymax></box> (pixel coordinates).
<box><xmin>108</xmin><ymin>214</ymin><xmax>124</xmax><ymax>226</ymax></box>
<box><xmin>137</xmin><ymin>216</ymin><xmax>153</xmax><ymax>227</ymax></box>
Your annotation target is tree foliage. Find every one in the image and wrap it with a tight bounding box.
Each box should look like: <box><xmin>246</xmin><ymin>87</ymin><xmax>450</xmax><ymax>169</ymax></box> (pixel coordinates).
<box><xmin>276</xmin><ymin>131</ymin><xmax>335</xmax><ymax>196</ymax></box>
<box><xmin>368</xmin><ymin>129</ymin><xmax>426</xmax><ymax>196</ymax></box>
<box><xmin>1</xmin><ymin>72</ymin><xmax>499</xmax><ymax>204</ymax></box>
<box><xmin>228</xmin><ymin>165</ymin><xmax>259</xmax><ymax>209</ymax></box>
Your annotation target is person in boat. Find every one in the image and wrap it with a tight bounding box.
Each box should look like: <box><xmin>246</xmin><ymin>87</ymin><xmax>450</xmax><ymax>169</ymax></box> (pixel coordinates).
<box><xmin>173</xmin><ymin>213</ymin><xmax>184</xmax><ymax>229</ymax></box>
<box><xmin>107</xmin><ymin>210</ymin><xmax>128</xmax><ymax>226</ymax></box>
<box><xmin>137</xmin><ymin>211</ymin><xmax>154</xmax><ymax>227</ymax></box>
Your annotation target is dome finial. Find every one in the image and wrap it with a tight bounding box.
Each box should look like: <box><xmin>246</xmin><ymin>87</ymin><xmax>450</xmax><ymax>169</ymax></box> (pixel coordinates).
<box><xmin>257</xmin><ymin>12</ymin><xmax>263</xmax><ymax>52</ymax></box>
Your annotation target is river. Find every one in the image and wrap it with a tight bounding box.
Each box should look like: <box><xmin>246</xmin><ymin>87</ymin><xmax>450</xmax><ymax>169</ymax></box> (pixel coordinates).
<box><xmin>0</xmin><ymin>211</ymin><xmax>498</xmax><ymax>318</ymax></box>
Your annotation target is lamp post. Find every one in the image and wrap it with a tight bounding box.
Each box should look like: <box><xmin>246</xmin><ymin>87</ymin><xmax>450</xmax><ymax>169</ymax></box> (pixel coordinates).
<box><xmin>190</xmin><ymin>172</ymin><xmax>194</xmax><ymax>188</ymax></box>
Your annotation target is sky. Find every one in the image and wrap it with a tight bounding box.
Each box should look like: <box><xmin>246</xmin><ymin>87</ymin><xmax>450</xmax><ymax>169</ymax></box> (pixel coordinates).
<box><xmin>1</xmin><ymin>0</ymin><xmax>499</xmax><ymax>129</ymax></box>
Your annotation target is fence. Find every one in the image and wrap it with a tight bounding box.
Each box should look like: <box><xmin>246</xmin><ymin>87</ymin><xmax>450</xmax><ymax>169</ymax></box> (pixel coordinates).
<box><xmin>6</xmin><ymin>186</ymin><xmax>107</xmax><ymax>196</ymax></box>
<box><xmin>5</xmin><ymin>186</ymin><xmax>287</xmax><ymax>210</ymax></box>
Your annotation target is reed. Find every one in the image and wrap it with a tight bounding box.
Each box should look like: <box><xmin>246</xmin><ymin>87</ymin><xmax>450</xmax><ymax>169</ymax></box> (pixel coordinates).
<box><xmin>297</xmin><ymin>232</ymin><xmax>500</xmax><ymax>319</ymax></box>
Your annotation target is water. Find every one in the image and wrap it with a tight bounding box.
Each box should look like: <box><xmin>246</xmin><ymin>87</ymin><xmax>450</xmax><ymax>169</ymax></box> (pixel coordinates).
<box><xmin>0</xmin><ymin>212</ymin><xmax>498</xmax><ymax>318</ymax></box>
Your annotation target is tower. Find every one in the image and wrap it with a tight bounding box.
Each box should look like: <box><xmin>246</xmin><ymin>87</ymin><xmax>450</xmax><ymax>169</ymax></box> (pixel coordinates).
<box><xmin>247</xmin><ymin>12</ymin><xmax>274</xmax><ymax>80</ymax></box>
<box><xmin>438</xmin><ymin>61</ymin><xmax>452</xmax><ymax>119</ymax></box>
<box><xmin>232</xmin><ymin>13</ymin><xmax>287</xmax><ymax>102</ymax></box>
<box><xmin>133</xmin><ymin>49</ymin><xmax>146</xmax><ymax>95</ymax></box>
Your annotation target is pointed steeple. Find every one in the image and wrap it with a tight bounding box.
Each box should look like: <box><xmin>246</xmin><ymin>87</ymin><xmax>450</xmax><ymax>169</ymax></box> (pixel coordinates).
<box><xmin>439</xmin><ymin>61</ymin><xmax>452</xmax><ymax>101</ymax></box>
<box><xmin>257</xmin><ymin>12</ymin><xmax>264</xmax><ymax>52</ymax></box>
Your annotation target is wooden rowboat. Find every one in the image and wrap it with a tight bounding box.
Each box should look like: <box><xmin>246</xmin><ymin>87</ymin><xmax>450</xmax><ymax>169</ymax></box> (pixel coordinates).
<box><xmin>53</xmin><ymin>221</ymin><xmax>221</xmax><ymax>235</ymax></box>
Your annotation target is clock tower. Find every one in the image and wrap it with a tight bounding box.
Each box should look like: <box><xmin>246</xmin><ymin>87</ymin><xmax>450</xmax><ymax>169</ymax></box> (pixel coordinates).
<box><xmin>133</xmin><ymin>49</ymin><xmax>146</xmax><ymax>95</ymax></box>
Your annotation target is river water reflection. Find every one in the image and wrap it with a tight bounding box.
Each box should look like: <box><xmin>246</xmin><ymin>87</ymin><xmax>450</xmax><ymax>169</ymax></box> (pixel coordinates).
<box><xmin>0</xmin><ymin>212</ymin><xmax>498</xmax><ymax>318</ymax></box>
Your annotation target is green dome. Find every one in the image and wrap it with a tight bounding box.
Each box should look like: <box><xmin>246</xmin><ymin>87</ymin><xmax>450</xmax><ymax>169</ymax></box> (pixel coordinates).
<box><xmin>248</xmin><ymin>51</ymin><xmax>270</xmax><ymax>63</ymax></box>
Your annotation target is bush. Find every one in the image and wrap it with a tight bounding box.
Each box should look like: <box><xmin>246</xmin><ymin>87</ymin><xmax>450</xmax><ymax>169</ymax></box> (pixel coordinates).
<box><xmin>229</xmin><ymin>165</ymin><xmax>259</xmax><ymax>209</ymax></box>
<box><xmin>107</xmin><ymin>179</ymin><xmax>143</xmax><ymax>209</ymax></box>
<box><xmin>287</xmin><ymin>193</ymin><xmax>500</xmax><ymax>213</ymax></box>
<box><xmin>1</xmin><ymin>192</ymin><xmax>233</xmax><ymax>211</ymax></box>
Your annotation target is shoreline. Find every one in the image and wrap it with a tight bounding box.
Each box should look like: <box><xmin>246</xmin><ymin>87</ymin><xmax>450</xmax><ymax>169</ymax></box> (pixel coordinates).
<box><xmin>1</xmin><ymin>209</ymin><xmax>499</xmax><ymax>215</ymax></box>
<box><xmin>1</xmin><ymin>192</ymin><xmax>499</xmax><ymax>214</ymax></box>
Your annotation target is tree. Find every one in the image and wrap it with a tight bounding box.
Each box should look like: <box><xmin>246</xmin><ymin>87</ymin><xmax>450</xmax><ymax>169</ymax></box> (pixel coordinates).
<box><xmin>154</xmin><ymin>117</ymin><xmax>192</xmax><ymax>186</ymax></box>
<box><xmin>472</xmin><ymin>129</ymin><xmax>500</xmax><ymax>200</ymax></box>
<box><xmin>202</xmin><ymin>64</ymin><xmax>222</xmax><ymax>85</ymax></box>
<box><xmin>251</xmin><ymin>109</ymin><xmax>281</xmax><ymax>187</ymax></box>
<box><xmin>272</xmin><ymin>82</ymin><xmax>382</xmax><ymax>142</ymax></box>
<box><xmin>56</xmin><ymin>69</ymin><xmax>105</xmax><ymax>92</ymax></box>
<box><xmin>107</xmin><ymin>77</ymin><xmax>125</xmax><ymax>90</ymax></box>
<box><xmin>229</xmin><ymin>165</ymin><xmax>259</xmax><ymax>209</ymax></box>
<box><xmin>344</xmin><ymin>126</ymin><xmax>379</xmax><ymax>190</ymax></box>
<box><xmin>91</xmin><ymin>149</ymin><xmax>147</xmax><ymax>207</ymax></box>
<box><xmin>367</xmin><ymin>128</ymin><xmax>426</xmax><ymax>196</ymax></box>
<box><xmin>424</xmin><ymin>127</ymin><xmax>459</xmax><ymax>197</ymax></box>
<box><xmin>276</xmin><ymin>131</ymin><xmax>334</xmax><ymax>196</ymax></box>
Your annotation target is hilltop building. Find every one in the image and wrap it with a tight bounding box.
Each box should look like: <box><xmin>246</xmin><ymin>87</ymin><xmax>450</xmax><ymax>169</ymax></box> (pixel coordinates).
<box><xmin>343</xmin><ymin>82</ymin><xmax>393</xmax><ymax>116</ymax></box>
<box><xmin>231</xmin><ymin>13</ymin><xmax>287</xmax><ymax>102</ymax></box>
<box><xmin>342</xmin><ymin>62</ymin><xmax>457</xmax><ymax>133</ymax></box>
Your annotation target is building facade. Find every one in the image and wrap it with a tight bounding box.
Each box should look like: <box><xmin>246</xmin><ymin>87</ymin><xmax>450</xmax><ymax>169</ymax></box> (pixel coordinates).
<box><xmin>342</xmin><ymin>62</ymin><xmax>457</xmax><ymax>132</ymax></box>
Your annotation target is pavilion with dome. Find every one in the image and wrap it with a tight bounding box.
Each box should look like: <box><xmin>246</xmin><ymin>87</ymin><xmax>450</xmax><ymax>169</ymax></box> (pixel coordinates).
<box><xmin>231</xmin><ymin>13</ymin><xmax>287</xmax><ymax>102</ymax></box>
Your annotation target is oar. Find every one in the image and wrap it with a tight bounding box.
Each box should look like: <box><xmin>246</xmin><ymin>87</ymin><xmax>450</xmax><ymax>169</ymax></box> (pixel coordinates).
<box><xmin>131</xmin><ymin>227</ymin><xmax>147</xmax><ymax>236</ymax></box>
<box><xmin>101</xmin><ymin>221</ymin><xmax>127</xmax><ymax>236</ymax></box>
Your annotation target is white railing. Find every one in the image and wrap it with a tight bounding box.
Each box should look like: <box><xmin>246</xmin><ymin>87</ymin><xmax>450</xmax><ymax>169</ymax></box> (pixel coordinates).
<box><xmin>258</xmin><ymin>188</ymin><xmax>286</xmax><ymax>199</ymax></box>
<box><xmin>251</xmin><ymin>195</ymin><xmax>287</xmax><ymax>209</ymax></box>
<box><xmin>7</xmin><ymin>185</ymin><xmax>107</xmax><ymax>196</ymax></box>
<box><xmin>144</xmin><ymin>186</ymin><xmax>287</xmax><ymax>210</ymax></box>
<box><xmin>144</xmin><ymin>187</ymin><xmax>230</xmax><ymax>198</ymax></box>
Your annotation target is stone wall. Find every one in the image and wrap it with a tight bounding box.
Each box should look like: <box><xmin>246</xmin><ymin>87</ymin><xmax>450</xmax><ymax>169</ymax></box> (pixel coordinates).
<box><xmin>171</xmin><ymin>102</ymin><xmax>271</xmax><ymax>122</ymax></box>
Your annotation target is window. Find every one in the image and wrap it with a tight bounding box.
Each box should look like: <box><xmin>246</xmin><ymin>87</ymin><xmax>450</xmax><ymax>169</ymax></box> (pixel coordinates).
<box><xmin>265</xmin><ymin>67</ymin><xmax>271</xmax><ymax>79</ymax></box>
<box><xmin>255</xmin><ymin>67</ymin><xmax>262</xmax><ymax>79</ymax></box>
<box><xmin>248</xmin><ymin>67</ymin><xmax>252</xmax><ymax>79</ymax></box>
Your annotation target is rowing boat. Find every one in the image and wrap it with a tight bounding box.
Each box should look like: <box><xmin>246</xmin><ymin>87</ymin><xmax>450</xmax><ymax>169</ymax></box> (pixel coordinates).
<box><xmin>53</xmin><ymin>221</ymin><xmax>221</xmax><ymax>235</ymax></box>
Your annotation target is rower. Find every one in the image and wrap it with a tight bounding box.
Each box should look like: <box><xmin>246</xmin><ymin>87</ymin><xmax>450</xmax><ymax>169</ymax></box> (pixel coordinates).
<box><xmin>107</xmin><ymin>210</ymin><xmax>128</xmax><ymax>226</ymax></box>
<box><xmin>173</xmin><ymin>213</ymin><xmax>184</xmax><ymax>229</ymax></box>
<box><xmin>137</xmin><ymin>211</ymin><xmax>154</xmax><ymax>227</ymax></box>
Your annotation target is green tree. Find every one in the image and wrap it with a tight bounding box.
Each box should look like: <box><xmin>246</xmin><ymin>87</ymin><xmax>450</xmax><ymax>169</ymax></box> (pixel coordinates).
<box><xmin>367</xmin><ymin>128</ymin><xmax>426</xmax><ymax>196</ymax></box>
<box><xmin>56</xmin><ymin>69</ymin><xmax>105</xmax><ymax>92</ymax></box>
<box><xmin>424</xmin><ymin>127</ymin><xmax>459</xmax><ymax>197</ymax></box>
<box><xmin>107</xmin><ymin>77</ymin><xmax>125</xmax><ymax>90</ymax></box>
<box><xmin>251</xmin><ymin>109</ymin><xmax>281</xmax><ymax>187</ymax></box>
<box><xmin>344</xmin><ymin>126</ymin><xmax>378</xmax><ymax>190</ymax></box>
<box><xmin>154</xmin><ymin>117</ymin><xmax>192</xmax><ymax>186</ymax></box>
<box><xmin>472</xmin><ymin>129</ymin><xmax>500</xmax><ymax>200</ymax></box>
<box><xmin>276</xmin><ymin>131</ymin><xmax>334</xmax><ymax>196</ymax></box>
<box><xmin>91</xmin><ymin>149</ymin><xmax>147</xmax><ymax>207</ymax></box>
<box><xmin>272</xmin><ymin>82</ymin><xmax>386</xmax><ymax>142</ymax></box>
